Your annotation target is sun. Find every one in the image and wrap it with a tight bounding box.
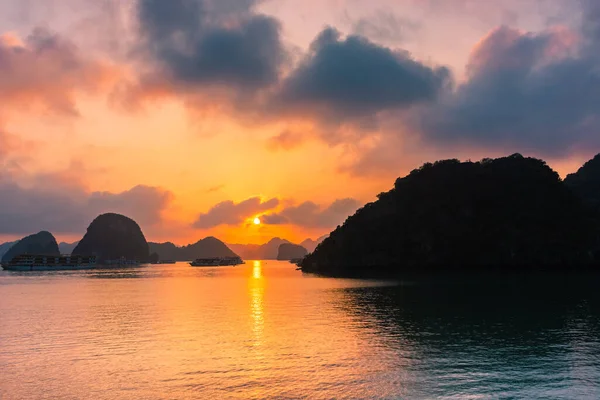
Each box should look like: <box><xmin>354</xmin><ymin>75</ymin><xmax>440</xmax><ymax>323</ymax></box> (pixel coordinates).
<box><xmin>253</xmin><ymin>217</ymin><xmax>261</xmax><ymax>225</ymax></box>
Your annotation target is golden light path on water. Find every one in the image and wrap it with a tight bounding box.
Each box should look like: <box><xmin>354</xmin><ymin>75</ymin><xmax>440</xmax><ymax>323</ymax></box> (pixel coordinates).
<box><xmin>250</xmin><ymin>261</ymin><xmax>265</xmax><ymax>349</ymax></box>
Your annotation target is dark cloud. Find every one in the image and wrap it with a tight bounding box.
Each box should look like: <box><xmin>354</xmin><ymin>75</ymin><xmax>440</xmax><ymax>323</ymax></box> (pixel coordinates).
<box><xmin>0</xmin><ymin>177</ymin><xmax>173</xmax><ymax>235</ymax></box>
<box><xmin>413</xmin><ymin>5</ymin><xmax>600</xmax><ymax>156</ymax></box>
<box><xmin>262</xmin><ymin>198</ymin><xmax>361</xmax><ymax>228</ymax></box>
<box><xmin>87</xmin><ymin>185</ymin><xmax>173</xmax><ymax>227</ymax></box>
<box><xmin>261</xmin><ymin>213</ymin><xmax>288</xmax><ymax>224</ymax></box>
<box><xmin>203</xmin><ymin>0</ymin><xmax>260</xmax><ymax>17</ymax></box>
<box><xmin>193</xmin><ymin>197</ymin><xmax>279</xmax><ymax>228</ymax></box>
<box><xmin>273</xmin><ymin>27</ymin><xmax>450</xmax><ymax>124</ymax></box>
<box><xmin>136</xmin><ymin>0</ymin><xmax>287</xmax><ymax>92</ymax></box>
<box><xmin>581</xmin><ymin>0</ymin><xmax>600</xmax><ymax>42</ymax></box>
<box><xmin>131</xmin><ymin>4</ymin><xmax>451</xmax><ymax>134</ymax></box>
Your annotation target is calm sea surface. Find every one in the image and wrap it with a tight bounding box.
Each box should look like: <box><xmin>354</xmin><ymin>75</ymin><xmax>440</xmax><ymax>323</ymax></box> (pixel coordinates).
<box><xmin>1</xmin><ymin>261</ymin><xmax>599</xmax><ymax>399</ymax></box>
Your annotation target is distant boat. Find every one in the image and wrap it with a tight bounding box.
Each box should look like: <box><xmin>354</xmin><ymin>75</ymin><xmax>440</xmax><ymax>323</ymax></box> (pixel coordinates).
<box><xmin>1</xmin><ymin>254</ymin><xmax>98</xmax><ymax>271</ymax></box>
<box><xmin>104</xmin><ymin>256</ymin><xmax>140</xmax><ymax>266</ymax></box>
<box><xmin>156</xmin><ymin>260</ymin><xmax>176</xmax><ymax>264</ymax></box>
<box><xmin>190</xmin><ymin>257</ymin><xmax>244</xmax><ymax>267</ymax></box>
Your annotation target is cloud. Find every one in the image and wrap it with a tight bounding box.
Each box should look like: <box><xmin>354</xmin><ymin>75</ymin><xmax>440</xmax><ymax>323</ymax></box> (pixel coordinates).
<box><xmin>262</xmin><ymin>198</ymin><xmax>361</xmax><ymax>228</ymax></box>
<box><xmin>266</xmin><ymin>130</ymin><xmax>306</xmax><ymax>151</ymax></box>
<box><xmin>412</xmin><ymin>14</ymin><xmax>600</xmax><ymax>156</ymax></box>
<box><xmin>134</xmin><ymin>0</ymin><xmax>287</xmax><ymax>94</ymax></box>
<box><xmin>206</xmin><ymin>184</ymin><xmax>225</xmax><ymax>193</ymax></box>
<box><xmin>0</xmin><ymin>27</ymin><xmax>118</xmax><ymax>116</ymax></box>
<box><xmin>193</xmin><ymin>196</ymin><xmax>279</xmax><ymax>228</ymax></box>
<box><xmin>0</xmin><ymin>176</ymin><xmax>173</xmax><ymax>235</ymax></box>
<box><xmin>350</xmin><ymin>10</ymin><xmax>421</xmax><ymax>45</ymax></box>
<box><xmin>272</xmin><ymin>27</ymin><xmax>450</xmax><ymax>128</ymax></box>
<box><xmin>87</xmin><ymin>185</ymin><xmax>173</xmax><ymax>227</ymax></box>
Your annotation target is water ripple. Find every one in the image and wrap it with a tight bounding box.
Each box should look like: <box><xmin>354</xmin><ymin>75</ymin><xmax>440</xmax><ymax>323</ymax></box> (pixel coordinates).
<box><xmin>1</xmin><ymin>263</ymin><xmax>599</xmax><ymax>399</ymax></box>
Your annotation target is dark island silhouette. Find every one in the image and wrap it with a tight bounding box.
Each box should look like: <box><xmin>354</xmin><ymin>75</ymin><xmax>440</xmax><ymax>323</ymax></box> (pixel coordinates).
<box><xmin>73</xmin><ymin>213</ymin><xmax>150</xmax><ymax>263</ymax></box>
<box><xmin>58</xmin><ymin>241</ymin><xmax>79</xmax><ymax>255</ymax></box>
<box><xmin>301</xmin><ymin>154</ymin><xmax>600</xmax><ymax>278</ymax></box>
<box><xmin>277</xmin><ymin>243</ymin><xmax>308</xmax><ymax>261</ymax></box>
<box><xmin>0</xmin><ymin>240</ymin><xmax>17</xmax><ymax>260</ymax></box>
<box><xmin>1</xmin><ymin>228</ymin><xmax>326</xmax><ymax>267</ymax></box>
<box><xmin>564</xmin><ymin>153</ymin><xmax>600</xmax><ymax>211</ymax></box>
<box><xmin>149</xmin><ymin>237</ymin><xmax>239</xmax><ymax>261</ymax></box>
<box><xmin>228</xmin><ymin>238</ymin><xmax>291</xmax><ymax>260</ymax></box>
<box><xmin>300</xmin><ymin>235</ymin><xmax>329</xmax><ymax>253</ymax></box>
<box><xmin>1</xmin><ymin>231</ymin><xmax>60</xmax><ymax>263</ymax></box>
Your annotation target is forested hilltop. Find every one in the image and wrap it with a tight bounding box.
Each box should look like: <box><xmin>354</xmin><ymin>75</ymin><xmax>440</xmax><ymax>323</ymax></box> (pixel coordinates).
<box><xmin>301</xmin><ymin>154</ymin><xmax>600</xmax><ymax>278</ymax></box>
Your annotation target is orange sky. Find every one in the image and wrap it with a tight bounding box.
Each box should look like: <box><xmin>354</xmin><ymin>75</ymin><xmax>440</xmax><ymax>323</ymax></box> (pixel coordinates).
<box><xmin>0</xmin><ymin>0</ymin><xmax>596</xmax><ymax>245</ymax></box>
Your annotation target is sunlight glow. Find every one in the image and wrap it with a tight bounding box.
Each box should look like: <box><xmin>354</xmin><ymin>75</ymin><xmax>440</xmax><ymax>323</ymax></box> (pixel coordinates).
<box><xmin>253</xmin><ymin>217</ymin><xmax>261</xmax><ymax>225</ymax></box>
<box><xmin>253</xmin><ymin>260</ymin><xmax>262</xmax><ymax>279</ymax></box>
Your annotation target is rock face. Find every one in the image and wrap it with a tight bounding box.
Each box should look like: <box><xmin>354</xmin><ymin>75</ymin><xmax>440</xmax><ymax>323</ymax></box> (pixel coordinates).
<box><xmin>301</xmin><ymin>235</ymin><xmax>329</xmax><ymax>253</ymax></box>
<box><xmin>0</xmin><ymin>241</ymin><xmax>17</xmax><ymax>260</ymax></box>
<box><xmin>149</xmin><ymin>237</ymin><xmax>238</xmax><ymax>261</ymax></box>
<box><xmin>301</xmin><ymin>154</ymin><xmax>600</xmax><ymax>277</ymax></box>
<box><xmin>229</xmin><ymin>238</ymin><xmax>291</xmax><ymax>260</ymax></box>
<box><xmin>1</xmin><ymin>232</ymin><xmax>60</xmax><ymax>262</ymax></box>
<box><xmin>72</xmin><ymin>213</ymin><xmax>149</xmax><ymax>262</ymax></box>
<box><xmin>277</xmin><ymin>243</ymin><xmax>308</xmax><ymax>260</ymax></box>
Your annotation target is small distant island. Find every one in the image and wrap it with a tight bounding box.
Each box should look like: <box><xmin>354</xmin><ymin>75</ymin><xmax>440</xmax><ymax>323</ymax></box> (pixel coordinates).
<box><xmin>149</xmin><ymin>237</ymin><xmax>239</xmax><ymax>261</ymax></box>
<box><xmin>301</xmin><ymin>154</ymin><xmax>600</xmax><ymax>278</ymax></box>
<box><xmin>277</xmin><ymin>243</ymin><xmax>308</xmax><ymax>261</ymax></box>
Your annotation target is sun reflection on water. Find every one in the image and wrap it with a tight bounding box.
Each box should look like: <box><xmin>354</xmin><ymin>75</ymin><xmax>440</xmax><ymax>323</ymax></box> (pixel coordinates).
<box><xmin>252</xmin><ymin>260</ymin><xmax>262</xmax><ymax>279</ymax></box>
<box><xmin>250</xmin><ymin>261</ymin><xmax>264</xmax><ymax>347</ymax></box>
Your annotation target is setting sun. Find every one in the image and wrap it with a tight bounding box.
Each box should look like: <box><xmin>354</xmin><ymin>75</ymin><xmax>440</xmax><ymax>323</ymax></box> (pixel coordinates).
<box><xmin>253</xmin><ymin>217</ymin><xmax>261</xmax><ymax>225</ymax></box>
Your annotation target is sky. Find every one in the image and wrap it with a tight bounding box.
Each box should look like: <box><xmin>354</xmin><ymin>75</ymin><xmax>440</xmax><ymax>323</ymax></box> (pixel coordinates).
<box><xmin>0</xmin><ymin>0</ymin><xmax>598</xmax><ymax>245</ymax></box>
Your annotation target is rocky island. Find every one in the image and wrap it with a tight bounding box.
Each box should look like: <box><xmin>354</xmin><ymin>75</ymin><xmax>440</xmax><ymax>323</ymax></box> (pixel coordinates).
<box><xmin>565</xmin><ymin>153</ymin><xmax>600</xmax><ymax>210</ymax></box>
<box><xmin>73</xmin><ymin>213</ymin><xmax>150</xmax><ymax>263</ymax></box>
<box><xmin>149</xmin><ymin>237</ymin><xmax>239</xmax><ymax>261</ymax></box>
<box><xmin>301</xmin><ymin>154</ymin><xmax>600</xmax><ymax>278</ymax></box>
<box><xmin>0</xmin><ymin>241</ymin><xmax>17</xmax><ymax>260</ymax></box>
<box><xmin>277</xmin><ymin>243</ymin><xmax>308</xmax><ymax>261</ymax></box>
<box><xmin>1</xmin><ymin>231</ymin><xmax>60</xmax><ymax>263</ymax></box>
<box><xmin>228</xmin><ymin>238</ymin><xmax>291</xmax><ymax>260</ymax></box>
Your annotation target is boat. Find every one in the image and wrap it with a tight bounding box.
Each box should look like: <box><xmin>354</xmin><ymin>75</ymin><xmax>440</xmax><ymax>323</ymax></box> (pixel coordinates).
<box><xmin>190</xmin><ymin>258</ymin><xmax>221</xmax><ymax>266</ymax></box>
<box><xmin>152</xmin><ymin>260</ymin><xmax>176</xmax><ymax>265</ymax></box>
<box><xmin>1</xmin><ymin>254</ymin><xmax>98</xmax><ymax>271</ymax></box>
<box><xmin>104</xmin><ymin>256</ymin><xmax>140</xmax><ymax>266</ymax></box>
<box><xmin>190</xmin><ymin>256</ymin><xmax>244</xmax><ymax>267</ymax></box>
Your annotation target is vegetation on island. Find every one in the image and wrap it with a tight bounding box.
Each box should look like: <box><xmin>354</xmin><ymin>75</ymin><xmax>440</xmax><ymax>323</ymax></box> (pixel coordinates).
<box><xmin>565</xmin><ymin>153</ymin><xmax>600</xmax><ymax>211</ymax></box>
<box><xmin>301</xmin><ymin>154</ymin><xmax>600</xmax><ymax>277</ymax></box>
